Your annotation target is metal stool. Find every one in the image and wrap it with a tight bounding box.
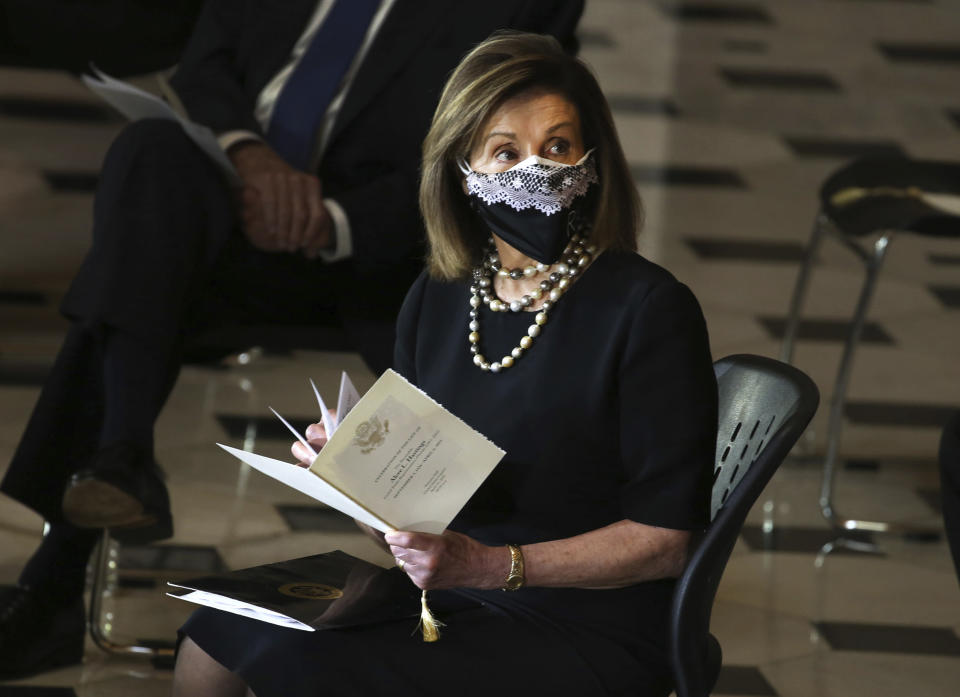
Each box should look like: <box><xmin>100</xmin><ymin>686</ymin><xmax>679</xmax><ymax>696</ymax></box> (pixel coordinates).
<box><xmin>780</xmin><ymin>156</ymin><xmax>960</xmax><ymax>538</ymax></box>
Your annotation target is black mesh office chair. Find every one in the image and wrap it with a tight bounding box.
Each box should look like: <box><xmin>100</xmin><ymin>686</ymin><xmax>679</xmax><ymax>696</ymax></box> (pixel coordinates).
<box><xmin>669</xmin><ymin>354</ymin><xmax>819</xmax><ymax>697</ymax></box>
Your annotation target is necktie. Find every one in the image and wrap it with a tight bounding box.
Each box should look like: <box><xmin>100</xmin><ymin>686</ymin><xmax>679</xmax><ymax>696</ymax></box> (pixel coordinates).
<box><xmin>267</xmin><ymin>0</ymin><xmax>381</xmax><ymax>171</ymax></box>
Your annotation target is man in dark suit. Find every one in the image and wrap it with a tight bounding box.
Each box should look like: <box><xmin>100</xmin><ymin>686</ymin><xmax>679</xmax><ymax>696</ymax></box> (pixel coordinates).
<box><xmin>0</xmin><ymin>0</ymin><xmax>582</xmax><ymax>678</ymax></box>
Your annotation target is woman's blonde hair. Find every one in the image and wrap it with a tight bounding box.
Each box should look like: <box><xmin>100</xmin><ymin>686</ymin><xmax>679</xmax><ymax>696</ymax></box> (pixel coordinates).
<box><xmin>420</xmin><ymin>31</ymin><xmax>642</xmax><ymax>280</ymax></box>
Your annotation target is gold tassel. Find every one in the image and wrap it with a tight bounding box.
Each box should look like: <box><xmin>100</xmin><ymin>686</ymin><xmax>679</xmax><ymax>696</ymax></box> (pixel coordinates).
<box><xmin>418</xmin><ymin>590</ymin><xmax>443</xmax><ymax>642</ymax></box>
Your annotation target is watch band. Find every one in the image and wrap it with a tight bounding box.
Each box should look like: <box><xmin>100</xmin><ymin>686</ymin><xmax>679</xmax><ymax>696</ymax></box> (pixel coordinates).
<box><xmin>502</xmin><ymin>543</ymin><xmax>525</xmax><ymax>591</ymax></box>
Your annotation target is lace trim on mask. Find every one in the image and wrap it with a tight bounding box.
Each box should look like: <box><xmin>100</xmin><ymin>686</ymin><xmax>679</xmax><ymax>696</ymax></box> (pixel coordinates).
<box><xmin>464</xmin><ymin>154</ymin><xmax>598</xmax><ymax>216</ymax></box>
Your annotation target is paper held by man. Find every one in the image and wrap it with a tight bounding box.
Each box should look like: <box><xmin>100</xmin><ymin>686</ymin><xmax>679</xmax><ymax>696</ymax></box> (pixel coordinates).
<box><xmin>80</xmin><ymin>66</ymin><xmax>242</xmax><ymax>186</ymax></box>
<box><xmin>216</xmin><ymin>369</ymin><xmax>506</xmax><ymax>535</ymax></box>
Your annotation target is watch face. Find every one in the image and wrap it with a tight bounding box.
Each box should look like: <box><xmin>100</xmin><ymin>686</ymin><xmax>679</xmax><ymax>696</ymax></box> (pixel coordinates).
<box><xmin>504</xmin><ymin>575</ymin><xmax>524</xmax><ymax>591</ymax></box>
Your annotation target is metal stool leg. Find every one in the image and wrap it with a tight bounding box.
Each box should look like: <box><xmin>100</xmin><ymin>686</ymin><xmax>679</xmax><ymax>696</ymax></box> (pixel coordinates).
<box><xmin>89</xmin><ymin>529</ymin><xmax>175</xmax><ymax>659</ymax></box>
<box><xmin>817</xmin><ymin>234</ymin><xmax>941</xmax><ymax>537</ymax></box>
<box><xmin>781</xmin><ymin>211</ymin><xmax>830</xmax><ymax>365</ymax></box>
<box><xmin>819</xmin><ymin>234</ymin><xmax>890</xmax><ymax>527</ymax></box>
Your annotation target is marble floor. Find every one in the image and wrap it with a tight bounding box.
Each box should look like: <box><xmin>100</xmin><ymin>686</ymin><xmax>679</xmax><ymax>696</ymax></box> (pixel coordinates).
<box><xmin>1</xmin><ymin>0</ymin><xmax>960</xmax><ymax>695</ymax></box>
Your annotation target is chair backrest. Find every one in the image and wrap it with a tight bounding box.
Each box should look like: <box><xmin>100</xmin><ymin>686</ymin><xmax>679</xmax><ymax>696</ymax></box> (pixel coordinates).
<box><xmin>669</xmin><ymin>354</ymin><xmax>819</xmax><ymax>697</ymax></box>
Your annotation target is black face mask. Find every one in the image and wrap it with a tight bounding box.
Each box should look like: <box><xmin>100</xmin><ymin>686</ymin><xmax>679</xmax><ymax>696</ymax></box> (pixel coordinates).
<box><xmin>470</xmin><ymin>201</ymin><xmax>575</xmax><ymax>264</ymax></box>
<box><xmin>462</xmin><ymin>150</ymin><xmax>598</xmax><ymax>264</ymax></box>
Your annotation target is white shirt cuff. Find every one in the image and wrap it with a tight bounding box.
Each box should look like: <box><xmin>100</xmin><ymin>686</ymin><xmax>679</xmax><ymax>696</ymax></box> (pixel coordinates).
<box><xmin>218</xmin><ymin>130</ymin><xmax>263</xmax><ymax>154</ymax></box>
<box><xmin>316</xmin><ymin>198</ymin><xmax>352</xmax><ymax>262</ymax></box>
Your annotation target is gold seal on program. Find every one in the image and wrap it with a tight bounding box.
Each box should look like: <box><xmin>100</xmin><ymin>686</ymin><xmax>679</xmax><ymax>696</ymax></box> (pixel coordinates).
<box><xmin>352</xmin><ymin>414</ymin><xmax>390</xmax><ymax>454</ymax></box>
<box><xmin>278</xmin><ymin>583</ymin><xmax>344</xmax><ymax>600</ymax></box>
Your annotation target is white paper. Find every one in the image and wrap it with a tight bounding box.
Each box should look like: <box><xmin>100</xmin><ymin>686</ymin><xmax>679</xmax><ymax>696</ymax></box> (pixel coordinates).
<box><xmin>335</xmin><ymin>371</ymin><xmax>361</xmax><ymax>429</ymax></box>
<box><xmin>216</xmin><ymin>444</ymin><xmax>393</xmax><ymax>532</ymax></box>
<box><xmin>268</xmin><ymin>407</ymin><xmax>316</xmax><ymax>459</ymax></box>
<box><xmin>309</xmin><ymin>370</ymin><xmax>504</xmax><ymax>535</ymax></box>
<box><xmin>167</xmin><ymin>588</ymin><xmax>313</xmax><ymax>631</ymax></box>
<box><xmin>309</xmin><ymin>378</ymin><xmax>337</xmax><ymax>439</ymax></box>
<box><xmin>217</xmin><ymin>370</ymin><xmax>505</xmax><ymax>535</ymax></box>
<box><xmin>81</xmin><ymin>67</ymin><xmax>241</xmax><ymax>186</ymax></box>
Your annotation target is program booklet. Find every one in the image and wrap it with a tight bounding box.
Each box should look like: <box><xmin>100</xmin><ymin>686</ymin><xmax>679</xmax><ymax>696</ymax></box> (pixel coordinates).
<box><xmin>217</xmin><ymin>369</ymin><xmax>506</xmax><ymax>535</ymax></box>
<box><xmin>168</xmin><ymin>550</ymin><xmax>422</xmax><ymax>631</ymax></box>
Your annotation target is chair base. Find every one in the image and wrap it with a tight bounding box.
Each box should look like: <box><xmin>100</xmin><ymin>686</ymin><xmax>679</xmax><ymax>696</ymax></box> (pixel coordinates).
<box><xmin>89</xmin><ymin>529</ymin><xmax>176</xmax><ymax>659</ymax></box>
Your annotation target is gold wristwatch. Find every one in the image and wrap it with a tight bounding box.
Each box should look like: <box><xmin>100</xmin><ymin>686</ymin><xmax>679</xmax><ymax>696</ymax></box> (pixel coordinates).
<box><xmin>502</xmin><ymin>544</ymin><xmax>525</xmax><ymax>591</ymax></box>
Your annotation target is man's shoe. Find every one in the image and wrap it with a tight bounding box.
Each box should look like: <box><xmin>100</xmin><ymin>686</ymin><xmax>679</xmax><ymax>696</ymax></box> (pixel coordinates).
<box><xmin>62</xmin><ymin>442</ymin><xmax>173</xmax><ymax>544</ymax></box>
<box><xmin>0</xmin><ymin>585</ymin><xmax>85</xmax><ymax>679</ymax></box>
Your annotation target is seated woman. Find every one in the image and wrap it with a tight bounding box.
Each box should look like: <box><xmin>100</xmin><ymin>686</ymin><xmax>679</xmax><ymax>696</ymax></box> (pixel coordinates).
<box><xmin>173</xmin><ymin>31</ymin><xmax>717</xmax><ymax>697</ymax></box>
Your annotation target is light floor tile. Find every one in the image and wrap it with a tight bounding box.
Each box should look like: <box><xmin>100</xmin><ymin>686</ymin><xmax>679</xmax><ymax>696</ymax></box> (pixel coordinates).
<box><xmin>718</xmin><ymin>553</ymin><xmax>960</xmax><ymax>627</ymax></box>
<box><xmin>761</xmin><ymin>650</ymin><xmax>960</xmax><ymax>697</ymax></box>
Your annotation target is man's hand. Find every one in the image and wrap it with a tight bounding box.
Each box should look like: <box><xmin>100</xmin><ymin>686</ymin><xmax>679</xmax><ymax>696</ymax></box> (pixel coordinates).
<box><xmin>229</xmin><ymin>141</ymin><xmax>332</xmax><ymax>257</ymax></box>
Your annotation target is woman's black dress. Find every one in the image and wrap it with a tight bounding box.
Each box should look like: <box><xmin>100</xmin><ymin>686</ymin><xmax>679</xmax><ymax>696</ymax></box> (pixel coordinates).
<box><xmin>180</xmin><ymin>250</ymin><xmax>718</xmax><ymax>697</ymax></box>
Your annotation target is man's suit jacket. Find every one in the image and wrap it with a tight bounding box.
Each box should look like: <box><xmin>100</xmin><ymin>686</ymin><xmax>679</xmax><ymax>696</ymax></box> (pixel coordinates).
<box><xmin>169</xmin><ymin>0</ymin><xmax>584</xmax><ymax>282</ymax></box>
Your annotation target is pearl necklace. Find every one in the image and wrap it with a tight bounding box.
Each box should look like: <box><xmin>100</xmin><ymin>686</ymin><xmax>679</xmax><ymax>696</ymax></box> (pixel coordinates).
<box><xmin>468</xmin><ymin>234</ymin><xmax>595</xmax><ymax>373</ymax></box>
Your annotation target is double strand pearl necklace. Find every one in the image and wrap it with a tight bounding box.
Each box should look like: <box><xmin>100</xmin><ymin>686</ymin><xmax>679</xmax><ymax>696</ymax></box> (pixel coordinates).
<box><xmin>468</xmin><ymin>234</ymin><xmax>595</xmax><ymax>373</ymax></box>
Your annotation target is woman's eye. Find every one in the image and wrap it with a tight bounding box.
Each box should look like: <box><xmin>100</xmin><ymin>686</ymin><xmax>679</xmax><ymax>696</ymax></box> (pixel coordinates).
<box><xmin>549</xmin><ymin>140</ymin><xmax>570</xmax><ymax>156</ymax></box>
<box><xmin>494</xmin><ymin>149</ymin><xmax>516</xmax><ymax>162</ymax></box>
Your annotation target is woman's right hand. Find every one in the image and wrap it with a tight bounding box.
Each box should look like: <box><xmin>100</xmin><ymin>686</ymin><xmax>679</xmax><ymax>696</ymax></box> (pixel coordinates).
<box><xmin>291</xmin><ymin>422</ymin><xmax>329</xmax><ymax>467</ymax></box>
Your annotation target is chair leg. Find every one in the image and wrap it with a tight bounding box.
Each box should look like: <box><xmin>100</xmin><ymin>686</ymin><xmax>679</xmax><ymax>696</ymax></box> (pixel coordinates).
<box><xmin>89</xmin><ymin>529</ymin><xmax>176</xmax><ymax>658</ymax></box>
<box><xmin>780</xmin><ymin>211</ymin><xmax>829</xmax><ymax>365</ymax></box>
<box><xmin>819</xmin><ymin>234</ymin><xmax>890</xmax><ymax>526</ymax></box>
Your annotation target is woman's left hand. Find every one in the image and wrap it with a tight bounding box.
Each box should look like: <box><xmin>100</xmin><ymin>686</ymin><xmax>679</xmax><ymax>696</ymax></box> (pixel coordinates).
<box><xmin>385</xmin><ymin>530</ymin><xmax>508</xmax><ymax>591</ymax></box>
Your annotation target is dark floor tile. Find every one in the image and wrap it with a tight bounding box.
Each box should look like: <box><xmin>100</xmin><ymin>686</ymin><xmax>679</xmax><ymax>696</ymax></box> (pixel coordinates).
<box><xmin>0</xmin><ymin>96</ymin><xmax>117</xmax><ymax>123</ymax></box>
<box><xmin>577</xmin><ymin>29</ymin><xmax>616</xmax><ymax>48</ymax></box>
<box><xmin>606</xmin><ymin>95</ymin><xmax>679</xmax><ymax>116</ymax></box>
<box><xmin>929</xmin><ymin>252</ymin><xmax>960</xmax><ymax>265</ymax></box>
<box><xmin>275</xmin><ymin>504</ymin><xmax>360</xmax><ymax>532</ymax></box>
<box><xmin>948</xmin><ymin>110</ymin><xmax>960</xmax><ymax>130</ymax></box>
<box><xmin>151</xmin><ymin>654</ymin><xmax>177</xmax><ymax>671</ymax></box>
<box><xmin>929</xmin><ymin>285</ymin><xmax>960</xmax><ymax>308</ymax></box>
<box><xmin>723</xmin><ymin>38</ymin><xmax>768</xmax><ymax>53</ymax></box>
<box><xmin>915</xmin><ymin>487</ymin><xmax>943</xmax><ymax>515</ymax></box>
<box><xmin>844</xmin><ymin>458</ymin><xmax>880</xmax><ymax>471</ymax></box>
<box><xmin>740</xmin><ymin>525</ymin><xmax>880</xmax><ymax>555</ymax></box>
<box><xmin>686</xmin><ymin>238</ymin><xmax>806</xmax><ymax>262</ymax></box>
<box><xmin>215</xmin><ymin>414</ymin><xmax>316</xmax><ymax>441</ymax></box>
<box><xmin>0</xmin><ymin>361</ymin><xmax>52</xmax><ymax>386</ymax></box>
<box><xmin>630</xmin><ymin>164</ymin><xmax>747</xmax><ymax>188</ymax></box>
<box><xmin>814</xmin><ymin>621</ymin><xmax>960</xmax><ymax>655</ymax></box>
<box><xmin>713</xmin><ymin>665</ymin><xmax>778</xmax><ymax>696</ymax></box>
<box><xmin>844</xmin><ymin>401</ymin><xmax>960</xmax><ymax>428</ymax></box>
<box><xmin>782</xmin><ymin>136</ymin><xmax>906</xmax><ymax>159</ymax></box>
<box><xmin>118</xmin><ymin>577</ymin><xmax>159</xmax><ymax>589</ymax></box>
<box><xmin>118</xmin><ymin>544</ymin><xmax>226</xmax><ymax>574</ymax></box>
<box><xmin>757</xmin><ymin>317</ymin><xmax>895</xmax><ymax>344</ymax></box>
<box><xmin>877</xmin><ymin>42</ymin><xmax>960</xmax><ymax>64</ymax></box>
<box><xmin>0</xmin><ymin>290</ymin><xmax>46</xmax><ymax>305</ymax></box>
<box><xmin>662</xmin><ymin>2</ymin><xmax>773</xmax><ymax>23</ymax></box>
<box><xmin>720</xmin><ymin>67</ymin><xmax>842</xmax><ymax>91</ymax></box>
<box><xmin>42</xmin><ymin>171</ymin><xmax>98</xmax><ymax>193</ymax></box>
<box><xmin>0</xmin><ymin>687</ymin><xmax>77</xmax><ymax>696</ymax></box>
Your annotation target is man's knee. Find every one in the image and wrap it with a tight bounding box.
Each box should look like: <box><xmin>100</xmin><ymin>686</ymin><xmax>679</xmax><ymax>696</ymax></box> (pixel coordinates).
<box><xmin>105</xmin><ymin>118</ymin><xmax>207</xmax><ymax>173</ymax></box>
